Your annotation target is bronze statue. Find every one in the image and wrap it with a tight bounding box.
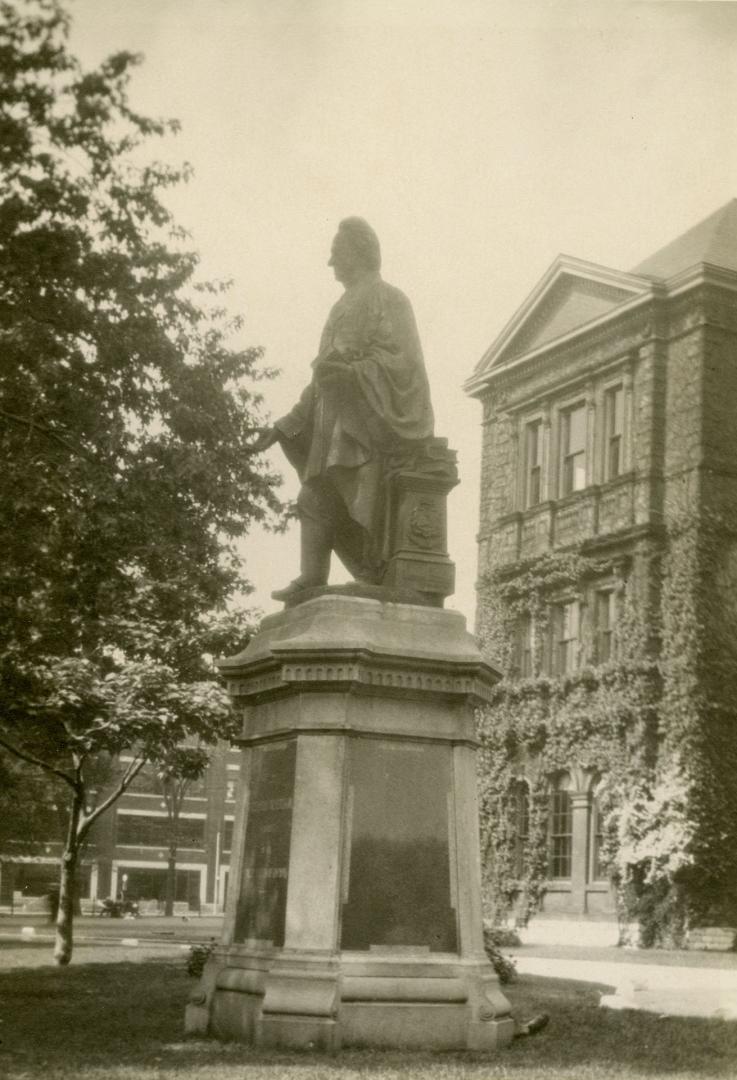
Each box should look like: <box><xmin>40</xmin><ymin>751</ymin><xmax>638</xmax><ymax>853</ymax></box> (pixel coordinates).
<box><xmin>249</xmin><ymin>218</ymin><xmax>437</xmax><ymax>601</ymax></box>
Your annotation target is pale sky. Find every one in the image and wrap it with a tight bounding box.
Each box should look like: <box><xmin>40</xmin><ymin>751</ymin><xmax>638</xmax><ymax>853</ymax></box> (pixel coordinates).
<box><xmin>68</xmin><ymin>0</ymin><xmax>737</xmax><ymax>625</ymax></box>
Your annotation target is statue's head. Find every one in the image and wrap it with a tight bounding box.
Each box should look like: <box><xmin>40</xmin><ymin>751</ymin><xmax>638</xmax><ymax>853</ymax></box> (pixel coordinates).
<box><xmin>329</xmin><ymin>217</ymin><xmax>381</xmax><ymax>285</ymax></box>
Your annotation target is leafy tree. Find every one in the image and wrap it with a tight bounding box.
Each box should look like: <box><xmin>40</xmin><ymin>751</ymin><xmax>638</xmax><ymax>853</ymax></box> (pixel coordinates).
<box><xmin>0</xmin><ymin>757</ymin><xmax>67</xmax><ymax>852</ymax></box>
<box><xmin>0</xmin><ymin>0</ymin><xmax>281</xmax><ymax>963</ymax></box>
<box><xmin>154</xmin><ymin>744</ymin><xmax>210</xmax><ymax>918</ymax></box>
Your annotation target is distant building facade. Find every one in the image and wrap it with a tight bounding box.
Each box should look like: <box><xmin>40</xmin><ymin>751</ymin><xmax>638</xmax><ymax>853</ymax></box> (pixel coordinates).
<box><xmin>466</xmin><ymin>202</ymin><xmax>737</xmax><ymax>941</ymax></box>
<box><xmin>0</xmin><ymin>743</ymin><xmax>241</xmax><ymax>913</ymax></box>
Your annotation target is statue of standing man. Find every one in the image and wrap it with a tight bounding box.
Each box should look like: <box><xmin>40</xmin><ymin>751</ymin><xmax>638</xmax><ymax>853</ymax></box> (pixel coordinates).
<box><xmin>250</xmin><ymin>218</ymin><xmax>435</xmax><ymax>601</ymax></box>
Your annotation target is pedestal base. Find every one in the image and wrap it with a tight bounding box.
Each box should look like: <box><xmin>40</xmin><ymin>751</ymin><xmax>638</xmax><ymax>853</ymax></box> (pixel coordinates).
<box><xmin>186</xmin><ymin>950</ymin><xmax>515</xmax><ymax>1052</ymax></box>
<box><xmin>191</xmin><ymin>596</ymin><xmax>513</xmax><ymax>1055</ymax></box>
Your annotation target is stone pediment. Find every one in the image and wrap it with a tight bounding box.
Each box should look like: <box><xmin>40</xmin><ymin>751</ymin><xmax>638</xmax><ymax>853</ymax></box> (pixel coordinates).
<box><xmin>467</xmin><ymin>256</ymin><xmax>653</xmax><ymax>390</ymax></box>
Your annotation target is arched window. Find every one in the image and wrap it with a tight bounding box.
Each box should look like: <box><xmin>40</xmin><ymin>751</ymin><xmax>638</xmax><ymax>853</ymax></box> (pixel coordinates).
<box><xmin>589</xmin><ymin>776</ymin><xmax>607</xmax><ymax>882</ymax></box>
<box><xmin>548</xmin><ymin>773</ymin><xmax>572</xmax><ymax>879</ymax></box>
<box><xmin>511</xmin><ymin>778</ymin><xmax>530</xmax><ymax>877</ymax></box>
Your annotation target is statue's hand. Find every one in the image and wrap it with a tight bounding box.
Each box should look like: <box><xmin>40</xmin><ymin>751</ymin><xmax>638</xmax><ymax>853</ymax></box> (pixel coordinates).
<box><xmin>244</xmin><ymin>426</ymin><xmax>279</xmax><ymax>454</ymax></box>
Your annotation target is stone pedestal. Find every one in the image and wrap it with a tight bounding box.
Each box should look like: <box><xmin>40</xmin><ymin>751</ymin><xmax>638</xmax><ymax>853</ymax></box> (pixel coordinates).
<box><xmin>185</xmin><ymin>595</ymin><xmax>513</xmax><ymax>1052</ymax></box>
<box><xmin>381</xmin><ymin>437</ymin><xmax>459</xmax><ymax>607</ymax></box>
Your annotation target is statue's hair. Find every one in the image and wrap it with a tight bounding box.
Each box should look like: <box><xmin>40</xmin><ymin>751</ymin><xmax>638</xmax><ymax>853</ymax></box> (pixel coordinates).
<box><xmin>337</xmin><ymin>217</ymin><xmax>381</xmax><ymax>271</ymax></box>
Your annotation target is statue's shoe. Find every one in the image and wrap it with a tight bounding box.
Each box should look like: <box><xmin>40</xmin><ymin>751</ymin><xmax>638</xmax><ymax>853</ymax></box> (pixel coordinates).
<box><xmin>270</xmin><ymin>577</ymin><xmax>325</xmax><ymax>601</ymax></box>
<box><xmin>517</xmin><ymin>1013</ymin><xmax>550</xmax><ymax>1037</ymax></box>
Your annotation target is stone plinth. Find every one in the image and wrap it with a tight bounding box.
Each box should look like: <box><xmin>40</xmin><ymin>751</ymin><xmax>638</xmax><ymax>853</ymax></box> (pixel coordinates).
<box><xmin>381</xmin><ymin>438</ymin><xmax>459</xmax><ymax>607</ymax></box>
<box><xmin>185</xmin><ymin>595</ymin><xmax>513</xmax><ymax>1052</ymax></box>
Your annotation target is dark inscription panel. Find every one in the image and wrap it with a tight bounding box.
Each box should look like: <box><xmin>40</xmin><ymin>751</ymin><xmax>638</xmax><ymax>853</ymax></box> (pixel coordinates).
<box><xmin>234</xmin><ymin>739</ymin><xmax>296</xmax><ymax>947</ymax></box>
<box><xmin>341</xmin><ymin>738</ymin><xmax>458</xmax><ymax>952</ymax></box>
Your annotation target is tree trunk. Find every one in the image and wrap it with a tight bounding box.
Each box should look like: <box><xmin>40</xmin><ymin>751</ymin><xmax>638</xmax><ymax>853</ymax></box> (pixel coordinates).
<box><xmin>54</xmin><ymin>785</ymin><xmax>84</xmax><ymax>965</ymax></box>
<box><xmin>54</xmin><ymin>847</ymin><xmax>78</xmax><ymax>965</ymax></box>
<box><xmin>163</xmin><ymin>783</ymin><xmax>181</xmax><ymax>917</ymax></box>
<box><xmin>164</xmin><ymin>846</ymin><xmax>176</xmax><ymax>917</ymax></box>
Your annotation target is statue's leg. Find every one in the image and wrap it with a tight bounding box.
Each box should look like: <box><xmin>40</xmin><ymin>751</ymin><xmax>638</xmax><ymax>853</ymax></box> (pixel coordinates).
<box><xmin>332</xmin><ymin>517</ymin><xmax>379</xmax><ymax>584</ymax></box>
<box><xmin>313</xmin><ymin>474</ymin><xmax>382</xmax><ymax>585</ymax></box>
<box><xmin>326</xmin><ymin>458</ymin><xmax>384</xmax><ymax>585</ymax></box>
<box><xmin>299</xmin><ymin>491</ymin><xmax>333</xmax><ymax>586</ymax></box>
<box><xmin>271</xmin><ymin>482</ymin><xmax>334</xmax><ymax>600</ymax></box>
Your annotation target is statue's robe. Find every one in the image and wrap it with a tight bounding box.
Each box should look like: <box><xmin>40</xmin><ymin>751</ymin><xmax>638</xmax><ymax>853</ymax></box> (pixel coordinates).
<box><xmin>274</xmin><ymin>271</ymin><xmax>434</xmax><ymax>579</ymax></box>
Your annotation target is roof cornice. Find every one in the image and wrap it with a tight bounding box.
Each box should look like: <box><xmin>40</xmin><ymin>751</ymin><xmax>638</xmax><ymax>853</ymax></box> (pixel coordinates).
<box><xmin>465</xmin><ymin>255</ymin><xmax>654</xmax><ymax>397</ymax></box>
<box><xmin>465</xmin><ymin>261</ymin><xmax>737</xmax><ymax>400</ymax></box>
<box><xmin>464</xmin><ymin>287</ymin><xmax>659</xmax><ymax>397</ymax></box>
<box><xmin>660</xmin><ymin>261</ymin><xmax>737</xmax><ymax>298</ymax></box>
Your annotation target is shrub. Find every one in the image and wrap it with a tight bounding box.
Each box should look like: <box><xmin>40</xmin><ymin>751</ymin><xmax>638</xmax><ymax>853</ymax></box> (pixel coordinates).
<box><xmin>186</xmin><ymin>940</ymin><xmax>216</xmax><ymax>977</ymax></box>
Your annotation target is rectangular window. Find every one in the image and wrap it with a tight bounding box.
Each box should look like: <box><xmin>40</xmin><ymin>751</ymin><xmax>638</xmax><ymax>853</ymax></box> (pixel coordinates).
<box><xmin>548</xmin><ymin>785</ymin><xmax>572</xmax><ymax>879</ymax></box>
<box><xmin>603</xmin><ymin>385</ymin><xmax>624</xmax><ymax>480</ymax></box>
<box><xmin>122</xmin><ymin>767</ymin><xmax>207</xmax><ymax>798</ymax></box>
<box><xmin>116</xmin><ymin>814</ymin><xmax>205</xmax><ymax>849</ymax></box>
<box><xmin>554</xmin><ymin>600</ymin><xmax>579</xmax><ymax>675</ymax></box>
<box><xmin>525</xmin><ymin>419</ymin><xmax>543</xmax><ymax>507</ymax></box>
<box><xmin>561</xmin><ymin>403</ymin><xmax>587</xmax><ymax>495</ymax></box>
<box><xmin>595</xmin><ymin>590</ymin><xmax>615</xmax><ymax>663</ymax></box>
<box><xmin>222</xmin><ymin>818</ymin><xmax>234</xmax><ymax>852</ymax></box>
<box><xmin>518</xmin><ymin>615</ymin><xmax>534</xmax><ymax>678</ymax></box>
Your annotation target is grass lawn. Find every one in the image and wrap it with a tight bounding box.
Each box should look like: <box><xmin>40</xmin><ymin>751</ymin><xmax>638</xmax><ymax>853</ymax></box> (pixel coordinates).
<box><xmin>1</xmin><ymin>942</ymin><xmax>736</xmax><ymax>1079</ymax></box>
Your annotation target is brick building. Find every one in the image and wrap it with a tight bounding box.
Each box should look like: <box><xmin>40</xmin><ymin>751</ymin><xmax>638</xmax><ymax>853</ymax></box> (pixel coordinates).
<box><xmin>465</xmin><ymin>202</ymin><xmax>737</xmax><ymax>942</ymax></box>
<box><xmin>0</xmin><ymin>743</ymin><xmax>241</xmax><ymax>914</ymax></box>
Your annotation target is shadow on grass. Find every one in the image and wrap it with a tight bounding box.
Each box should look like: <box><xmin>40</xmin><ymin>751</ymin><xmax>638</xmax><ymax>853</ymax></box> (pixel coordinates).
<box><xmin>1</xmin><ymin>940</ymin><xmax>58</xmax><ymax>952</ymax></box>
<box><xmin>1</xmin><ymin>960</ymin><xmax>736</xmax><ymax>1079</ymax></box>
<box><xmin>0</xmin><ymin>940</ymin><xmax>125</xmax><ymax>953</ymax></box>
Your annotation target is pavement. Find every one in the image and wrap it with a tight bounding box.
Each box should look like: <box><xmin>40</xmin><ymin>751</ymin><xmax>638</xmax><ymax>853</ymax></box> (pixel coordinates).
<box><xmin>2</xmin><ymin>914</ymin><xmax>736</xmax><ymax>1020</ymax></box>
<box><xmin>505</xmin><ymin>944</ymin><xmax>737</xmax><ymax>1021</ymax></box>
<box><xmin>0</xmin><ymin>912</ymin><xmax>222</xmax><ymax>947</ymax></box>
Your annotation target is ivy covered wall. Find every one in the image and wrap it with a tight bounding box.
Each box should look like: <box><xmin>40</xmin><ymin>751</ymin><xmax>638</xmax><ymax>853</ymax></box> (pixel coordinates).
<box><xmin>472</xmin><ymin>281</ymin><xmax>737</xmax><ymax>946</ymax></box>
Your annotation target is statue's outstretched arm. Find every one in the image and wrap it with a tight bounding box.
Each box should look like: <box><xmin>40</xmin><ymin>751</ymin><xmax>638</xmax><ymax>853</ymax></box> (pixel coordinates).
<box><xmin>244</xmin><ymin>382</ymin><xmax>315</xmax><ymax>456</ymax></box>
<box><xmin>273</xmin><ymin>382</ymin><xmax>315</xmax><ymax>440</ymax></box>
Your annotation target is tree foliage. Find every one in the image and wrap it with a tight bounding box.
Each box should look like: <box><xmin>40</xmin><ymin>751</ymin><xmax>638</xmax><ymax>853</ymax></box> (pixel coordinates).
<box><xmin>0</xmin><ymin>756</ymin><xmax>68</xmax><ymax>850</ymax></box>
<box><xmin>152</xmin><ymin>743</ymin><xmax>211</xmax><ymax>917</ymax></box>
<box><xmin>0</xmin><ymin>0</ymin><xmax>281</xmax><ymax>961</ymax></box>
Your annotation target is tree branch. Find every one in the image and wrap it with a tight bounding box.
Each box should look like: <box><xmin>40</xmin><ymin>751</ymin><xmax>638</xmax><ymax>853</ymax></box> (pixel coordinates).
<box><xmin>80</xmin><ymin>755</ymin><xmax>146</xmax><ymax>832</ymax></box>
<box><xmin>0</xmin><ymin>408</ymin><xmax>91</xmax><ymax>460</ymax></box>
<box><xmin>0</xmin><ymin>732</ymin><xmax>77</xmax><ymax>790</ymax></box>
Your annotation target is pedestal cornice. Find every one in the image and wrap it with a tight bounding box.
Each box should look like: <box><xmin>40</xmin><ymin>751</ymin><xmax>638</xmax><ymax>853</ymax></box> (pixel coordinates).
<box><xmin>218</xmin><ymin>595</ymin><xmax>499</xmax><ymax>712</ymax></box>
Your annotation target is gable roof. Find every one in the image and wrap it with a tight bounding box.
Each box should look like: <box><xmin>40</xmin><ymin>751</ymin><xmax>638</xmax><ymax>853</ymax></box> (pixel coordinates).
<box><xmin>465</xmin><ymin>256</ymin><xmax>653</xmax><ymax>393</ymax></box>
<box><xmin>466</xmin><ymin>200</ymin><xmax>737</xmax><ymax>398</ymax></box>
<box><xmin>633</xmin><ymin>199</ymin><xmax>737</xmax><ymax>279</ymax></box>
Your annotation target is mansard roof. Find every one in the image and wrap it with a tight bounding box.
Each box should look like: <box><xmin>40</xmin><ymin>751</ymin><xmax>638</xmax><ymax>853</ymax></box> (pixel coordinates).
<box><xmin>466</xmin><ymin>199</ymin><xmax>737</xmax><ymax>397</ymax></box>
<box><xmin>633</xmin><ymin>199</ymin><xmax>737</xmax><ymax>279</ymax></box>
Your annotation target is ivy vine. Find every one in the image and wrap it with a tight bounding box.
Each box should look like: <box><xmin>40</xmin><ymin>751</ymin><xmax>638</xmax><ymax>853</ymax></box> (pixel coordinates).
<box><xmin>474</xmin><ymin>527</ymin><xmax>737</xmax><ymax>946</ymax></box>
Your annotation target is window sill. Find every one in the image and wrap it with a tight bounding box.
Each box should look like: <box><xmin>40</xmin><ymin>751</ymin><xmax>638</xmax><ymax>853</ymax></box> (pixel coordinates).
<box><xmin>523</xmin><ymin>472</ymin><xmax>639</xmax><ymax>515</ymax></box>
<box><xmin>521</xmin><ymin>500</ymin><xmax>555</xmax><ymax>519</ymax></box>
<box><xmin>115</xmin><ymin>844</ymin><xmax>206</xmax><ymax>851</ymax></box>
<box><xmin>555</xmin><ymin>486</ymin><xmax>596</xmax><ymax>510</ymax></box>
<box><xmin>599</xmin><ymin>470</ymin><xmax>636</xmax><ymax>493</ymax></box>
